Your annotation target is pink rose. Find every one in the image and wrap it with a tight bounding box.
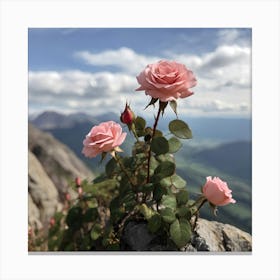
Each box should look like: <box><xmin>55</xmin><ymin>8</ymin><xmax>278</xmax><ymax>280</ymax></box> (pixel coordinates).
<box><xmin>202</xmin><ymin>176</ymin><xmax>236</xmax><ymax>206</ymax></box>
<box><xmin>136</xmin><ymin>60</ymin><xmax>197</xmax><ymax>102</ymax></box>
<box><xmin>82</xmin><ymin>121</ymin><xmax>126</xmax><ymax>158</ymax></box>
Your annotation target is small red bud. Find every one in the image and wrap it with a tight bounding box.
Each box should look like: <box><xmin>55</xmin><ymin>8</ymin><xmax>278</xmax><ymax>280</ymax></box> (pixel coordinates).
<box><xmin>75</xmin><ymin>177</ymin><xmax>81</xmax><ymax>187</ymax></box>
<box><xmin>65</xmin><ymin>192</ymin><xmax>71</xmax><ymax>201</ymax></box>
<box><xmin>78</xmin><ymin>187</ymin><xmax>83</xmax><ymax>196</ymax></box>
<box><xmin>49</xmin><ymin>217</ymin><xmax>55</xmax><ymax>227</ymax></box>
<box><xmin>120</xmin><ymin>103</ymin><xmax>135</xmax><ymax>125</ymax></box>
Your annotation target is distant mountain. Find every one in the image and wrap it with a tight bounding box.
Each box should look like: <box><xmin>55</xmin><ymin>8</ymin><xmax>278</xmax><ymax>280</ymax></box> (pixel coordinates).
<box><xmin>31</xmin><ymin>110</ymin><xmax>99</xmax><ymax>129</ymax></box>
<box><xmin>29</xmin><ymin>111</ymin><xmax>252</xmax><ymax>233</ymax></box>
<box><xmin>156</xmin><ymin>116</ymin><xmax>252</xmax><ymax>142</ymax></box>
<box><xmin>192</xmin><ymin>141</ymin><xmax>252</xmax><ymax>183</ymax></box>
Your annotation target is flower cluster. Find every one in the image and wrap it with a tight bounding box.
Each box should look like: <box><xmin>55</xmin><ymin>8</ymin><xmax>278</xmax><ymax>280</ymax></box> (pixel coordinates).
<box><xmin>62</xmin><ymin>60</ymin><xmax>236</xmax><ymax>251</ymax></box>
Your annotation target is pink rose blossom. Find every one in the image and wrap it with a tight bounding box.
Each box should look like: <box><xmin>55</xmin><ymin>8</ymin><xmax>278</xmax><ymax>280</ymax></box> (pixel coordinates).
<box><xmin>202</xmin><ymin>176</ymin><xmax>236</xmax><ymax>206</ymax></box>
<box><xmin>82</xmin><ymin>121</ymin><xmax>126</xmax><ymax>158</ymax></box>
<box><xmin>136</xmin><ymin>60</ymin><xmax>197</xmax><ymax>102</ymax></box>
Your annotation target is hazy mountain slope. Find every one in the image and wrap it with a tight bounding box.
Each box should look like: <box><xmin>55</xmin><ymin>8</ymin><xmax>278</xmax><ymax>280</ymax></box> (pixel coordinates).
<box><xmin>176</xmin><ymin>157</ymin><xmax>251</xmax><ymax>233</ymax></box>
<box><xmin>29</xmin><ymin>112</ymin><xmax>252</xmax><ymax>233</ymax></box>
<box><xmin>28</xmin><ymin>124</ymin><xmax>95</xmax><ymax>230</ymax></box>
<box><xmin>192</xmin><ymin>141</ymin><xmax>252</xmax><ymax>182</ymax></box>
<box><xmin>29</xmin><ymin>124</ymin><xmax>94</xmax><ymax>198</ymax></box>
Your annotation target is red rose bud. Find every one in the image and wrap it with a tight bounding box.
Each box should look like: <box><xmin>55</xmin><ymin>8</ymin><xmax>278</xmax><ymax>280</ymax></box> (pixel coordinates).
<box><xmin>120</xmin><ymin>103</ymin><xmax>135</xmax><ymax>125</ymax></box>
<box><xmin>49</xmin><ymin>217</ymin><xmax>55</xmax><ymax>227</ymax></box>
<box><xmin>65</xmin><ymin>192</ymin><xmax>71</xmax><ymax>201</ymax></box>
<box><xmin>78</xmin><ymin>187</ymin><xmax>83</xmax><ymax>196</ymax></box>
<box><xmin>75</xmin><ymin>177</ymin><xmax>81</xmax><ymax>187</ymax></box>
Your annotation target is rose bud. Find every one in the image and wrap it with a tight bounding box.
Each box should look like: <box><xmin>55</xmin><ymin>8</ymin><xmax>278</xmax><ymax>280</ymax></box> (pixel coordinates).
<box><xmin>65</xmin><ymin>192</ymin><xmax>71</xmax><ymax>201</ymax></box>
<box><xmin>120</xmin><ymin>103</ymin><xmax>135</xmax><ymax>125</ymax></box>
<box><xmin>78</xmin><ymin>187</ymin><xmax>83</xmax><ymax>196</ymax></box>
<box><xmin>49</xmin><ymin>217</ymin><xmax>55</xmax><ymax>227</ymax></box>
<box><xmin>202</xmin><ymin>176</ymin><xmax>236</xmax><ymax>206</ymax></box>
<box><xmin>75</xmin><ymin>177</ymin><xmax>81</xmax><ymax>187</ymax></box>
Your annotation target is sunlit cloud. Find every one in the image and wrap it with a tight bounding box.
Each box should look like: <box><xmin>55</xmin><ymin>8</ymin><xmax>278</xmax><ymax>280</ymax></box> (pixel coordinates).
<box><xmin>29</xmin><ymin>30</ymin><xmax>251</xmax><ymax>118</ymax></box>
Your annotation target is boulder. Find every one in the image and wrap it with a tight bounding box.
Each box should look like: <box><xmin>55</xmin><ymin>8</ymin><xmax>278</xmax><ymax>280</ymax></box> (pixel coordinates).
<box><xmin>121</xmin><ymin>218</ymin><xmax>252</xmax><ymax>252</ymax></box>
<box><xmin>28</xmin><ymin>150</ymin><xmax>61</xmax><ymax>229</ymax></box>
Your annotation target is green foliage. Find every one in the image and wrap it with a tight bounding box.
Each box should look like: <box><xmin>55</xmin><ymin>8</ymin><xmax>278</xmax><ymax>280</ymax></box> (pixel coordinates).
<box><xmin>30</xmin><ymin>92</ymin><xmax>238</xmax><ymax>252</ymax></box>
<box><xmin>168</xmin><ymin>137</ymin><xmax>182</xmax><ymax>153</ymax></box>
<box><xmin>151</xmin><ymin>136</ymin><xmax>169</xmax><ymax>155</ymax></box>
<box><xmin>147</xmin><ymin>214</ymin><xmax>162</xmax><ymax>233</ymax></box>
<box><xmin>170</xmin><ymin>219</ymin><xmax>192</xmax><ymax>248</ymax></box>
<box><xmin>169</xmin><ymin>119</ymin><xmax>192</xmax><ymax>139</ymax></box>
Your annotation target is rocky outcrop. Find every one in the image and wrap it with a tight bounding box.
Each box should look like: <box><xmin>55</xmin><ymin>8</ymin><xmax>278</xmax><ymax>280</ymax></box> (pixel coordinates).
<box><xmin>121</xmin><ymin>218</ymin><xmax>252</xmax><ymax>252</ymax></box>
<box><xmin>28</xmin><ymin>124</ymin><xmax>93</xmax><ymax>199</ymax></box>
<box><xmin>28</xmin><ymin>123</ymin><xmax>94</xmax><ymax>230</ymax></box>
<box><xmin>28</xmin><ymin>151</ymin><xmax>62</xmax><ymax>229</ymax></box>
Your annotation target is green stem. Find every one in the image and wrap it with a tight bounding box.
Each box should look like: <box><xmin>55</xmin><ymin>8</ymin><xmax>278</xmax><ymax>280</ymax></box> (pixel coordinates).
<box><xmin>131</xmin><ymin>123</ymin><xmax>140</xmax><ymax>142</ymax></box>
<box><xmin>112</xmin><ymin>153</ymin><xmax>136</xmax><ymax>188</ymax></box>
<box><xmin>146</xmin><ymin>106</ymin><xmax>161</xmax><ymax>184</ymax></box>
<box><xmin>192</xmin><ymin>198</ymin><xmax>207</xmax><ymax>217</ymax></box>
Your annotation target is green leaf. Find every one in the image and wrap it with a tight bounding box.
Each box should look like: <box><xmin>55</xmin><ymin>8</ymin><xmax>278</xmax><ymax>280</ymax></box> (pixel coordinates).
<box><xmin>154</xmin><ymin>161</ymin><xmax>176</xmax><ymax>178</ymax></box>
<box><xmin>66</xmin><ymin>207</ymin><xmax>83</xmax><ymax>229</ymax></box>
<box><xmin>151</xmin><ymin>136</ymin><xmax>169</xmax><ymax>155</ymax></box>
<box><xmin>176</xmin><ymin>189</ymin><xmax>189</xmax><ymax>205</ymax></box>
<box><xmin>135</xmin><ymin>116</ymin><xmax>146</xmax><ymax>137</ymax></box>
<box><xmin>160</xmin><ymin>207</ymin><xmax>176</xmax><ymax>224</ymax></box>
<box><xmin>105</xmin><ymin>157</ymin><xmax>118</xmax><ymax>177</ymax></box>
<box><xmin>169</xmin><ymin>119</ymin><xmax>192</xmax><ymax>139</ymax></box>
<box><xmin>169</xmin><ymin>100</ymin><xmax>178</xmax><ymax>116</ymax></box>
<box><xmin>171</xmin><ymin>174</ymin><xmax>186</xmax><ymax>189</ymax></box>
<box><xmin>154</xmin><ymin>130</ymin><xmax>163</xmax><ymax>138</ymax></box>
<box><xmin>147</xmin><ymin>214</ymin><xmax>162</xmax><ymax>233</ymax></box>
<box><xmin>142</xmin><ymin>183</ymin><xmax>154</xmax><ymax>193</ymax></box>
<box><xmin>83</xmin><ymin>179</ymin><xmax>118</xmax><ymax>193</ymax></box>
<box><xmin>83</xmin><ymin>208</ymin><xmax>98</xmax><ymax>223</ymax></box>
<box><xmin>161</xmin><ymin>194</ymin><xmax>177</xmax><ymax>209</ymax></box>
<box><xmin>168</xmin><ymin>137</ymin><xmax>182</xmax><ymax>153</ymax></box>
<box><xmin>139</xmin><ymin>204</ymin><xmax>155</xmax><ymax>220</ymax></box>
<box><xmin>159</xmin><ymin>177</ymin><xmax>172</xmax><ymax>188</ymax></box>
<box><xmin>170</xmin><ymin>219</ymin><xmax>192</xmax><ymax>248</ymax></box>
<box><xmin>90</xmin><ymin>224</ymin><xmax>102</xmax><ymax>240</ymax></box>
<box><xmin>153</xmin><ymin>184</ymin><xmax>167</xmax><ymax>202</ymax></box>
<box><xmin>177</xmin><ymin>206</ymin><xmax>191</xmax><ymax>219</ymax></box>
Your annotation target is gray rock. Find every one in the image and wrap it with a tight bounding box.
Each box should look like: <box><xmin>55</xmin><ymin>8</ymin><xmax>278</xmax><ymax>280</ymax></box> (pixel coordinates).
<box><xmin>28</xmin><ymin>124</ymin><xmax>94</xmax><ymax>230</ymax></box>
<box><xmin>121</xmin><ymin>218</ymin><xmax>252</xmax><ymax>252</ymax></box>
<box><xmin>28</xmin><ymin>150</ymin><xmax>62</xmax><ymax>229</ymax></box>
<box><xmin>189</xmin><ymin>218</ymin><xmax>252</xmax><ymax>252</ymax></box>
<box><xmin>28</xmin><ymin>124</ymin><xmax>93</xmax><ymax>199</ymax></box>
<box><xmin>120</xmin><ymin>221</ymin><xmax>177</xmax><ymax>251</ymax></box>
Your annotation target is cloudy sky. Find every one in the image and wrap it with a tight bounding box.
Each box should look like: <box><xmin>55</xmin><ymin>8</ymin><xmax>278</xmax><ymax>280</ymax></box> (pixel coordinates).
<box><xmin>28</xmin><ymin>28</ymin><xmax>251</xmax><ymax>118</ymax></box>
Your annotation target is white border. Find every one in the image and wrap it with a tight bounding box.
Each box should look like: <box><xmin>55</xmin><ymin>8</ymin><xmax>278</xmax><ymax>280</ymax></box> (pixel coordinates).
<box><xmin>0</xmin><ymin>0</ymin><xmax>279</xmax><ymax>279</ymax></box>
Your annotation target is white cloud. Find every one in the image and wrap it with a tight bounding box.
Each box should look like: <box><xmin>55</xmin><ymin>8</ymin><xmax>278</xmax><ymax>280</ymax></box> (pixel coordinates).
<box><xmin>29</xmin><ymin>41</ymin><xmax>251</xmax><ymax>117</ymax></box>
<box><xmin>75</xmin><ymin>47</ymin><xmax>160</xmax><ymax>75</ymax></box>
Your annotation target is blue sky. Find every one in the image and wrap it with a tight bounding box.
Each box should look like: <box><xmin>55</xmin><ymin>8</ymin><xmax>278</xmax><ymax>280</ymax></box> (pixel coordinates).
<box><xmin>28</xmin><ymin>28</ymin><xmax>252</xmax><ymax>118</ymax></box>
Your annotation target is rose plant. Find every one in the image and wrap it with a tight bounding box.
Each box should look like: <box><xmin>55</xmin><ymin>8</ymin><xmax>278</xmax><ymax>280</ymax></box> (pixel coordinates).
<box><xmin>41</xmin><ymin>60</ymin><xmax>236</xmax><ymax>251</ymax></box>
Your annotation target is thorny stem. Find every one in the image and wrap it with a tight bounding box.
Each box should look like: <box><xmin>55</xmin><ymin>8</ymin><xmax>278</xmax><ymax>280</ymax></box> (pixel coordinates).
<box><xmin>191</xmin><ymin>198</ymin><xmax>207</xmax><ymax>231</ymax></box>
<box><xmin>146</xmin><ymin>106</ymin><xmax>162</xmax><ymax>184</ymax></box>
<box><xmin>117</xmin><ymin>207</ymin><xmax>138</xmax><ymax>235</ymax></box>
<box><xmin>112</xmin><ymin>152</ymin><xmax>136</xmax><ymax>188</ymax></box>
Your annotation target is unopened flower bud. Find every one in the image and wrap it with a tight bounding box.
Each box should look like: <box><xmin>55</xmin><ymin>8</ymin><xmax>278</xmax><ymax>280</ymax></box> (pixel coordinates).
<box><xmin>49</xmin><ymin>217</ymin><xmax>55</xmax><ymax>227</ymax></box>
<box><xmin>78</xmin><ymin>187</ymin><xmax>83</xmax><ymax>196</ymax></box>
<box><xmin>75</xmin><ymin>177</ymin><xmax>81</xmax><ymax>187</ymax></box>
<box><xmin>65</xmin><ymin>192</ymin><xmax>71</xmax><ymax>201</ymax></box>
<box><xmin>120</xmin><ymin>103</ymin><xmax>135</xmax><ymax>125</ymax></box>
